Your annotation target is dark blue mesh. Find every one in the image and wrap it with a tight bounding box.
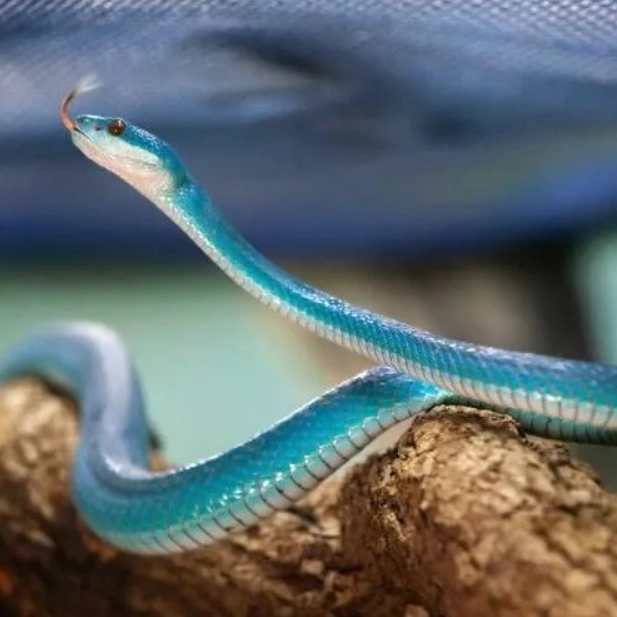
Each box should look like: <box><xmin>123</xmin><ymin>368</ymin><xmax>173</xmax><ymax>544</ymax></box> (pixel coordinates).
<box><xmin>2</xmin><ymin>1</ymin><xmax>617</xmax><ymax>258</ymax></box>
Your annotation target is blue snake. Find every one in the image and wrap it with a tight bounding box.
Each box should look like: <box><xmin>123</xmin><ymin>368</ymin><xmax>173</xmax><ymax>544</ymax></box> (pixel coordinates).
<box><xmin>1</xmin><ymin>88</ymin><xmax>616</xmax><ymax>556</ymax></box>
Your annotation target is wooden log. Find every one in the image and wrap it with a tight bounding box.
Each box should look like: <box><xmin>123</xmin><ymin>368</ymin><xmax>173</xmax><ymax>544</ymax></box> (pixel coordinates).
<box><xmin>0</xmin><ymin>379</ymin><xmax>616</xmax><ymax>617</ymax></box>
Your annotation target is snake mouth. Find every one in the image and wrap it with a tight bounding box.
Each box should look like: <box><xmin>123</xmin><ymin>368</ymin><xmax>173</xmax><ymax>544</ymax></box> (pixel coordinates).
<box><xmin>60</xmin><ymin>89</ymin><xmax>77</xmax><ymax>132</ymax></box>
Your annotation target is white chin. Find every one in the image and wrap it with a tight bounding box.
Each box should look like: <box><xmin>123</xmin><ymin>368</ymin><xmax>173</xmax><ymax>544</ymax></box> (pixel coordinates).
<box><xmin>72</xmin><ymin>133</ymin><xmax>114</xmax><ymax>174</ymax></box>
<box><xmin>71</xmin><ymin>132</ymin><xmax>173</xmax><ymax>200</ymax></box>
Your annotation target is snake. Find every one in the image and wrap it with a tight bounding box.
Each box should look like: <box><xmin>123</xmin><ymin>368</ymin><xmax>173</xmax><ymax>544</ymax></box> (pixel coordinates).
<box><xmin>1</xmin><ymin>87</ymin><xmax>617</xmax><ymax>556</ymax></box>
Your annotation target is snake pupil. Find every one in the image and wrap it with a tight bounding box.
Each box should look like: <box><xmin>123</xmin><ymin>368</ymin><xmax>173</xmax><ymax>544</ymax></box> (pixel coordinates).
<box><xmin>107</xmin><ymin>119</ymin><xmax>126</xmax><ymax>137</ymax></box>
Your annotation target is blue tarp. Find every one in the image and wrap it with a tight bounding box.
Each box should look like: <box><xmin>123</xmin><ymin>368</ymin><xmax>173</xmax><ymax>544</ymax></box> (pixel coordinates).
<box><xmin>3</xmin><ymin>1</ymin><xmax>617</xmax><ymax>259</ymax></box>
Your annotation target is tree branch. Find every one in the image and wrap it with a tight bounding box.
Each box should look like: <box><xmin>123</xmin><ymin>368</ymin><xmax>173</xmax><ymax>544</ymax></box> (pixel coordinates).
<box><xmin>0</xmin><ymin>379</ymin><xmax>616</xmax><ymax>617</ymax></box>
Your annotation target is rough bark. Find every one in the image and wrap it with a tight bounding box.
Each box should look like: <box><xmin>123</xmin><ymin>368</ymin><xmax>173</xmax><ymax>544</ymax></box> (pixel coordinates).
<box><xmin>1</xmin><ymin>379</ymin><xmax>616</xmax><ymax>617</ymax></box>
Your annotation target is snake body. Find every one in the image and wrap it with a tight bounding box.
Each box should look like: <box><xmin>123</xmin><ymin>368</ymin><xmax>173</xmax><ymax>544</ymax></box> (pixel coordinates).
<box><xmin>1</xmin><ymin>93</ymin><xmax>617</xmax><ymax>555</ymax></box>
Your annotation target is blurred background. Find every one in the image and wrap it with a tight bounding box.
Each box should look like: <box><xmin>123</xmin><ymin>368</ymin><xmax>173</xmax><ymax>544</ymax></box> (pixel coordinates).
<box><xmin>2</xmin><ymin>2</ymin><xmax>617</xmax><ymax>484</ymax></box>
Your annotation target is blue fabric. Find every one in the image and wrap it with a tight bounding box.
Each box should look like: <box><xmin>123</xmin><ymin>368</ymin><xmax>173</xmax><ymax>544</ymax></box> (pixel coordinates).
<box><xmin>3</xmin><ymin>1</ymin><xmax>617</xmax><ymax>259</ymax></box>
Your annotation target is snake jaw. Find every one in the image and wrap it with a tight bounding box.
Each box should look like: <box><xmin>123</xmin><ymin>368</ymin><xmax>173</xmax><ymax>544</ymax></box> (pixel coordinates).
<box><xmin>60</xmin><ymin>89</ymin><xmax>77</xmax><ymax>132</ymax></box>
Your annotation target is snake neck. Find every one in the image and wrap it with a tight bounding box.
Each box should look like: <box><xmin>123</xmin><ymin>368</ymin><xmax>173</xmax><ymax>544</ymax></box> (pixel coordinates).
<box><xmin>161</xmin><ymin>176</ymin><xmax>344</xmax><ymax>319</ymax></box>
<box><xmin>155</xmin><ymin>176</ymin><xmax>406</xmax><ymax>361</ymax></box>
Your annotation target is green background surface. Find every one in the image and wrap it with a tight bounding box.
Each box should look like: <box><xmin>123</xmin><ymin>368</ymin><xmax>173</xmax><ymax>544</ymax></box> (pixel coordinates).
<box><xmin>0</xmin><ymin>263</ymin><xmax>324</xmax><ymax>464</ymax></box>
<box><xmin>575</xmin><ymin>231</ymin><xmax>617</xmax><ymax>366</ymax></box>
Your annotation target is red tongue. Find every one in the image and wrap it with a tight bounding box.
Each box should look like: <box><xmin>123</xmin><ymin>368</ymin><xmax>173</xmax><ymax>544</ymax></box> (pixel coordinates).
<box><xmin>60</xmin><ymin>89</ymin><xmax>77</xmax><ymax>132</ymax></box>
<box><xmin>60</xmin><ymin>75</ymin><xmax>103</xmax><ymax>132</ymax></box>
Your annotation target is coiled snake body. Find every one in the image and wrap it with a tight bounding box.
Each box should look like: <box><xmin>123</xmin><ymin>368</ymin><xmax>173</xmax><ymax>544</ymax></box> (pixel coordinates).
<box><xmin>1</xmin><ymin>91</ymin><xmax>616</xmax><ymax>554</ymax></box>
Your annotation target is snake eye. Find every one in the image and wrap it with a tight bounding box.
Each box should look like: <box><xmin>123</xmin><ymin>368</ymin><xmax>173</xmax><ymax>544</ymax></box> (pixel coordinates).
<box><xmin>107</xmin><ymin>119</ymin><xmax>126</xmax><ymax>137</ymax></box>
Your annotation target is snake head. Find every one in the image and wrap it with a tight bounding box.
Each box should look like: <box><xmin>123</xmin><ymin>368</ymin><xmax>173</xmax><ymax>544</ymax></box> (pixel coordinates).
<box><xmin>60</xmin><ymin>90</ymin><xmax>186</xmax><ymax>201</ymax></box>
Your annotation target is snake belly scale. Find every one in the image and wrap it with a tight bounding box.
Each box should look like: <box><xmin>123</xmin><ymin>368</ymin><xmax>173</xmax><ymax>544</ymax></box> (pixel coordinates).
<box><xmin>1</xmin><ymin>89</ymin><xmax>616</xmax><ymax>554</ymax></box>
